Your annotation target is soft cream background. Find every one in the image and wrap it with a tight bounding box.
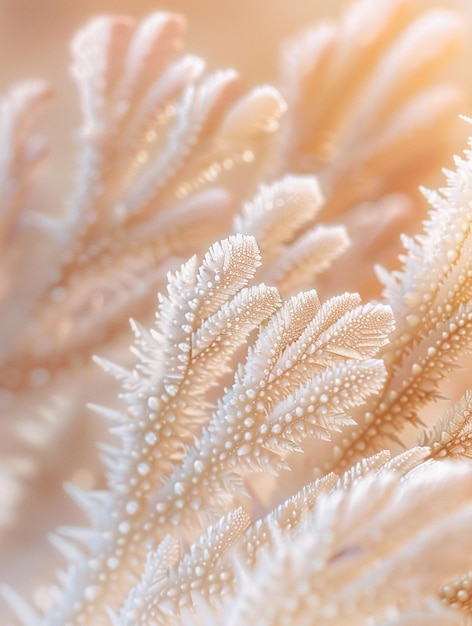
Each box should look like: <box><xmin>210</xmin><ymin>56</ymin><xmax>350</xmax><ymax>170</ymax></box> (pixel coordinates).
<box><xmin>1</xmin><ymin>0</ymin><xmax>471</xmax><ymax>197</ymax></box>
<box><xmin>1</xmin><ymin>0</ymin><xmax>472</xmax><ymax>622</ymax></box>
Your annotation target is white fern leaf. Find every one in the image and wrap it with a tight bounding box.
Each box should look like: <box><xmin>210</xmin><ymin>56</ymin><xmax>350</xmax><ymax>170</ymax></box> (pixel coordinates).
<box><xmin>218</xmin><ymin>462</ymin><xmax>472</xmax><ymax>626</ymax></box>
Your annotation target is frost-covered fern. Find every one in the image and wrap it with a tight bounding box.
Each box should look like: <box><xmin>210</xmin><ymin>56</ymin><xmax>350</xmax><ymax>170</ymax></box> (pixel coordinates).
<box><xmin>3</xmin><ymin>1</ymin><xmax>472</xmax><ymax>625</ymax></box>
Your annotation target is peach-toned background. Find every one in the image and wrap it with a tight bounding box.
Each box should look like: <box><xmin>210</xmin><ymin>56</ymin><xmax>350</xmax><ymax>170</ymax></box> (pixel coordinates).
<box><xmin>1</xmin><ymin>0</ymin><xmax>471</xmax><ymax>199</ymax></box>
<box><xmin>0</xmin><ymin>1</ymin><xmax>352</xmax><ymax>204</ymax></box>
<box><xmin>1</xmin><ymin>0</ymin><xmax>472</xmax><ymax>622</ymax></box>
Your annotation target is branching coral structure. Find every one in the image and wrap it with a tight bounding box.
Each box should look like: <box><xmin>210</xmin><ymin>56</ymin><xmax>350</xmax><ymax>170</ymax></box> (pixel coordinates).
<box><xmin>3</xmin><ymin>0</ymin><xmax>472</xmax><ymax>624</ymax></box>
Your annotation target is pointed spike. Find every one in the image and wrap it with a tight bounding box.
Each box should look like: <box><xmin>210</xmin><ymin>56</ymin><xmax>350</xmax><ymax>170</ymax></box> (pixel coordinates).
<box><xmin>92</xmin><ymin>355</ymin><xmax>132</xmax><ymax>381</ymax></box>
<box><xmin>100</xmin><ymin>454</ymin><xmax>121</xmax><ymax>473</ymax></box>
<box><xmin>98</xmin><ymin>442</ymin><xmax>121</xmax><ymax>457</ymax></box>
<box><xmin>110</xmin><ymin>423</ymin><xmax>135</xmax><ymax>440</ymax></box>
<box><xmin>129</xmin><ymin>317</ymin><xmax>152</xmax><ymax>342</ymax></box>
<box><xmin>149</xmin><ymin>327</ymin><xmax>161</xmax><ymax>341</ymax></box>
<box><xmin>129</xmin><ymin>317</ymin><xmax>139</xmax><ymax>334</ymax></box>
<box><xmin>64</xmin><ymin>483</ymin><xmax>110</xmax><ymax>520</ymax></box>
<box><xmin>386</xmin><ymin>431</ymin><xmax>406</xmax><ymax>448</ymax></box>
<box><xmin>64</xmin><ymin>482</ymin><xmax>92</xmax><ymax>511</ymax></box>
<box><xmin>0</xmin><ymin>585</ymin><xmax>39</xmax><ymax>626</ymax></box>
<box><xmin>49</xmin><ymin>532</ymin><xmax>83</xmax><ymax>560</ymax></box>
<box><xmin>57</xmin><ymin>524</ymin><xmax>99</xmax><ymax>545</ymax></box>
<box><xmin>105</xmin><ymin>605</ymin><xmax>122</xmax><ymax>626</ymax></box>
<box><xmin>87</xmin><ymin>402</ymin><xmax>126</xmax><ymax>423</ymax></box>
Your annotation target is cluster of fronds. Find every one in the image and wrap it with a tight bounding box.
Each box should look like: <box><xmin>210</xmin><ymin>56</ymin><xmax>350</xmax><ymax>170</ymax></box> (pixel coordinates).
<box><xmin>3</xmin><ymin>0</ymin><xmax>472</xmax><ymax>625</ymax></box>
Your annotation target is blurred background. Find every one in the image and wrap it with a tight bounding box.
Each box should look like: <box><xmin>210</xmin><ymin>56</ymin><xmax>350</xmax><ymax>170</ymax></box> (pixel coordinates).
<box><xmin>1</xmin><ymin>0</ymin><xmax>472</xmax><ymax>621</ymax></box>
<box><xmin>0</xmin><ymin>0</ymin><xmax>471</xmax><ymax>202</ymax></box>
<box><xmin>0</xmin><ymin>0</ymin><xmax>353</xmax><ymax>205</ymax></box>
